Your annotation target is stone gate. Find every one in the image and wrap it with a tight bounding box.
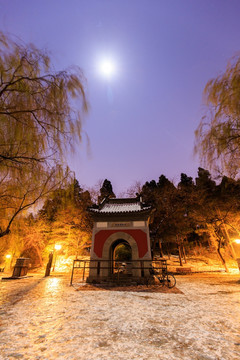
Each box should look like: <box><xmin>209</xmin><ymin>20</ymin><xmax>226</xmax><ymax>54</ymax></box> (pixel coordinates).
<box><xmin>88</xmin><ymin>196</ymin><xmax>152</xmax><ymax>281</ymax></box>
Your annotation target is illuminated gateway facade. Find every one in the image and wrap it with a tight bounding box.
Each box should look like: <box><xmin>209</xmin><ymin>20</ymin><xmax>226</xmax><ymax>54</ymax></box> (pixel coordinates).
<box><xmin>88</xmin><ymin>196</ymin><xmax>152</xmax><ymax>281</ymax></box>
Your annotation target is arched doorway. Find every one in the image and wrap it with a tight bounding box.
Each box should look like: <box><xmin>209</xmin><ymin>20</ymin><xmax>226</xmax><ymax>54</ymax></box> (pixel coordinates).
<box><xmin>109</xmin><ymin>239</ymin><xmax>132</xmax><ymax>276</ymax></box>
<box><xmin>88</xmin><ymin>228</ymin><xmax>151</xmax><ymax>280</ymax></box>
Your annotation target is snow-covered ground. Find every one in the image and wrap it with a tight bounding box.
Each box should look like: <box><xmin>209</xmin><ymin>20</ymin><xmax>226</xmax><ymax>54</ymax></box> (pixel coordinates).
<box><xmin>0</xmin><ymin>272</ymin><xmax>240</xmax><ymax>360</ymax></box>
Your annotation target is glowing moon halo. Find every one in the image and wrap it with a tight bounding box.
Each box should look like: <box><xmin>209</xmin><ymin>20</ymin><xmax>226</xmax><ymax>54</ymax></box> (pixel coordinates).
<box><xmin>98</xmin><ymin>58</ymin><xmax>116</xmax><ymax>79</ymax></box>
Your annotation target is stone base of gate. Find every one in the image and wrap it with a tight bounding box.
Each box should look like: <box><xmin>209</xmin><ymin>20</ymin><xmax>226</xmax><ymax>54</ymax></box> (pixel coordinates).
<box><xmin>86</xmin><ymin>275</ymin><xmax>149</xmax><ymax>285</ymax></box>
<box><xmin>87</xmin><ymin>260</ymin><xmax>152</xmax><ymax>283</ymax></box>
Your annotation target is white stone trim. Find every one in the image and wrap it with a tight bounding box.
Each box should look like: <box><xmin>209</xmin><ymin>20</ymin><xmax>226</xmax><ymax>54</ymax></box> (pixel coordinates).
<box><xmin>96</xmin><ymin>222</ymin><xmax>108</xmax><ymax>228</ymax></box>
<box><xmin>133</xmin><ymin>221</ymin><xmax>145</xmax><ymax>227</ymax></box>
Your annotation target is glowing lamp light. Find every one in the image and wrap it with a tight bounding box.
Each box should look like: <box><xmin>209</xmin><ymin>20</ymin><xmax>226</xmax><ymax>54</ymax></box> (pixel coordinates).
<box><xmin>54</xmin><ymin>244</ymin><xmax>62</xmax><ymax>251</ymax></box>
<box><xmin>5</xmin><ymin>254</ymin><xmax>11</xmax><ymax>259</ymax></box>
<box><xmin>234</xmin><ymin>239</ymin><xmax>240</xmax><ymax>244</ymax></box>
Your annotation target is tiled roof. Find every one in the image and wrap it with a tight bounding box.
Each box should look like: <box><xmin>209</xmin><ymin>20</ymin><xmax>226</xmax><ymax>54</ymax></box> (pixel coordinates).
<box><xmin>89</xmin><ymin>198</ymin><xmax>151</xmax><ymax>214</ymax></box>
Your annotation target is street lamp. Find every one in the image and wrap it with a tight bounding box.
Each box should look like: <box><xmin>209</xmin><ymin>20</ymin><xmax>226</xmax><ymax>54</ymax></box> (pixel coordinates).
<box><xmin>234</xmin><ymin>239</ymin><xmax>240</xmax><ymax>244</ymax></box>
<box><xmin>5</xmin><ymin>254</ymin><xmax>12</xmax><ymax>271</ymax></box>
<box><xmin>52</xmin><ymin>244</ymin><xmax>62</xmax><ymax>272</ymax></box>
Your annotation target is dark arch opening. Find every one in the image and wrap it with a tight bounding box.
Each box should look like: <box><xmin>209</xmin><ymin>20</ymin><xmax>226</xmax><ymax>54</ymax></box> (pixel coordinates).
<box><xmin>109</xmin><ymin>239</ymin><xmax>132</xmax><ymax>275</ymax></box>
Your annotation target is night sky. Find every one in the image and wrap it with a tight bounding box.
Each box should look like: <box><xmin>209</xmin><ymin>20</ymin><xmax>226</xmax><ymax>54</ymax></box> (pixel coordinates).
<box><xmin>1</xmin><ymin>0</ymin><xmax>240</xmax><ymax>194</ymax></box>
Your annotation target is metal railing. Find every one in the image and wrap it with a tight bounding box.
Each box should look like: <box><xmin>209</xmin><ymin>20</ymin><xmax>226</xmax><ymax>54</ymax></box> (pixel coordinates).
<box><xmin>70</xmin><ymin>258</ymin><xmax>168</xmax><ymax>285</ymax></box>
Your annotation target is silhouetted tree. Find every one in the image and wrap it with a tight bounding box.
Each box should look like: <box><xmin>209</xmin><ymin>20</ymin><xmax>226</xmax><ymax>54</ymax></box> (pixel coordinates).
<box><xmin>19</xmin><ymin>179</ymin><xmax>93</xmax><ymax>265</ymax></box>
<box><xmin>98</xmin><ymin>179</ymin><xmax>115</xmax><ymax>203</ymax></box>
<box><xmin>178</xmin><ymin>173</ymin><xmax>194</xmax><ymax>189</ymax></box>
<box><xmin>195</xmin><ymin>55</ymin><xmax>240</xmax><ymax>177</ymax></box>
<box><xmin>0</xmin><ymin>32</ymin><xmax>87</xmax><ymax>238</ymax></box>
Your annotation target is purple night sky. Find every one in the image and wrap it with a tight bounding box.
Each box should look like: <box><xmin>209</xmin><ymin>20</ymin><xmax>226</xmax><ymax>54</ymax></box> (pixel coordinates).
<box><xmin>1</xmin><ymin>0</ymin><xmax>240</xmax><ymax>194</ymax></box>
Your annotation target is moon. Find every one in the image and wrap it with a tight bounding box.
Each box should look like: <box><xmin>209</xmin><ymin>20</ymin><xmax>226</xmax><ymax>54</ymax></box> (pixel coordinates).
<box><xmin>98</xmin><ymin>58</ymin><xmax>117</xmax><ymax>79</ymax></box>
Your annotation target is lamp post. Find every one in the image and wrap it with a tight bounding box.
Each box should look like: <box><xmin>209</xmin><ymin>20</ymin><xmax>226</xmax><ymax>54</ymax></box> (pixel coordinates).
<box><xmin>45</xmin><ymin>251</ymin><xmax>53</xmax><ymax>277</ymax></box>
<box><xmin>52</xmin><ymin>244</ymin><xmax>62</xmax><ymax>272</ymax></box>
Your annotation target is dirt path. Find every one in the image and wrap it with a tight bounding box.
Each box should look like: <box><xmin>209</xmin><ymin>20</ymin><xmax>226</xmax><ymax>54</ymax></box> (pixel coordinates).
<box><xmin>0</xmin><ymin>273</ymin><xmax>240</xmax><ymax>360</ymax></box>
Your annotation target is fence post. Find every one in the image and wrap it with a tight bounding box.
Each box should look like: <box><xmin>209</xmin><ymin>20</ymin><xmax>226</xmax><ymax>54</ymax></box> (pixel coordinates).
<box><xmin>70</xmin><ymin>259</ymin><xmax>75</xmax><ymax>285</ymax></box>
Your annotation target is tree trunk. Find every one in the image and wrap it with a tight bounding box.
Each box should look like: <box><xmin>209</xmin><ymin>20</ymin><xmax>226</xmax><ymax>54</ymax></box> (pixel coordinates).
<box><xmin>33</xmin><ymin>245</ymin><xmax>44</xmax><ymax>267</ymax></box>
<box><xmin>158</xmin><ymin>239</ymin><xmax>164</xmax><ymax>258</ymax></box>
<box><xmin>222</xmin><ymin>223</ymin><xmax>237</xmax><ymax>260</ymax></box>
<box><xmin>178</xmin><ymin>244</ymin><xmax>183</xmax><ymax>266</ymax></box>
<box><xmin>167</xmin><ymin>241</ymin><xmax>171</xmax><ymax>260</ymax></box>
<box><xmin>217</xmin><ymin>240</ymin><xmax>229</xmax><ymax>273</ymax></box>
<box><xmin>182</xmin><ymin>244</ymin><xmax>187</xmax><ymax>264</ymax></box>
<box><xmin>0</xmin><ymin>228</ymin><xmax>11</xmax><ymax>238</ymax></box>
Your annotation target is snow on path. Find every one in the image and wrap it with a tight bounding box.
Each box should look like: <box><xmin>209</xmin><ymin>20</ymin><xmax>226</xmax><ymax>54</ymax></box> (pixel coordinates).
<box><xmin>0</xmin><ymin>274</ymin><xmax>240</xmax><ymax>360</ymax></box>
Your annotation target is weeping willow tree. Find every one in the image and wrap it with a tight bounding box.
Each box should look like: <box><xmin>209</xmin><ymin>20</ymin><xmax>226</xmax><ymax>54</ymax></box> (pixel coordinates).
<box><xmin>195</xmin><ymin>56</ymin><xmax>240</xmax><ymax>177</ymax></box>
<box><xmin>0</xmin><ymin>32</ymin><xmax>88</xmax><ymax>238</ymax></box>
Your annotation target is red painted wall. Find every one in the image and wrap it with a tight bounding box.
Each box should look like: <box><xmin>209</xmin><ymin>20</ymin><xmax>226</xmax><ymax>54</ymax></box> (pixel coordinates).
<box><xmin>94</xmin><ymin>229</ymin><xmax>148</xmax><ymax>258</ymax></box>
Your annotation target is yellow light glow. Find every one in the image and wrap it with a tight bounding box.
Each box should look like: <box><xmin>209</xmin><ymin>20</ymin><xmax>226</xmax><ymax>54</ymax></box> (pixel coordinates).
<box><xmin>5</xmin><ymin>254</ymin><xmax>11</xmax><ymax>259</ymax></box>
<box><xmin>234</xmin><ymin>239</ymin><xmax>240</xmax><ymax>244</ymax></box>
<box><xmin>54</xmin><ymin>244</ymin><xmax>62</xmax><ymax>251</ymax></box>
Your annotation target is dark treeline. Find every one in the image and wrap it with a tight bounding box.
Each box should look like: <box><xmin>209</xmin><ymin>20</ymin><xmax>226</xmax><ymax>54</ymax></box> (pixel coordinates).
<box><xmin>0</xmin><ymin>179</ymin><xmax>116</xmax><ymax>268</ymax></box>
<box><xmin>1</xmin><ymin>171</ymin><xmax>240</xmax><ymax>271</ymax></box>
<box><xmin>0</xmin><ymin>179</ymin><xmax>93</xmax><ymax>267</ymax></box>
<box><xmin>141</xmin><ymin>168</ymin><xmax>240</xmax><ymax>271</ymax></box>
